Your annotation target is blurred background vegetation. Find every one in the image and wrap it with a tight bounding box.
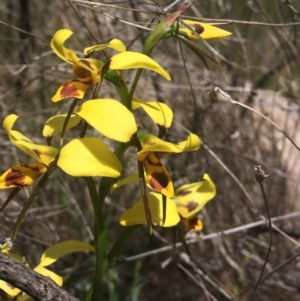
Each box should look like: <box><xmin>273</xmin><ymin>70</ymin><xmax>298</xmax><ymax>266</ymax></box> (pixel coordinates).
<box><xmin>1</xmin><ymin>0</ymin><xmax>300</xmax><ymax>300</ymax></box>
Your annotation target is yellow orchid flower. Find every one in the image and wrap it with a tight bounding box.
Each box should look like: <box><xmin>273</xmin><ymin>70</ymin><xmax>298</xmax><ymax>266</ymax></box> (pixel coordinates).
<box><xmin>119</xmin><ymin>173</ymin><xmax>216</xmax><ymax>231</ymax></box>
<box><xmin>51</xmin><ymin>29</ymin><xmax>126</xmax><ymax>102</ymax></box>
<box><xmin>177</xmin><ymin>19</ymin><xmax>232</xmax><ymax>41</ymax></box>
<box><xmin>0</xmin><ymin>114</ymin><xmax>122</xmax><ymax>189</ymax></box>
<box><xmin>51</xmin><ymin>29</ymin><xmax>170</xmax><ymax>102</ymax></box>
<box><xmin>0</xmin><ymin>115</ymin><xmax>59</xmax><ymax>189</ymax></box>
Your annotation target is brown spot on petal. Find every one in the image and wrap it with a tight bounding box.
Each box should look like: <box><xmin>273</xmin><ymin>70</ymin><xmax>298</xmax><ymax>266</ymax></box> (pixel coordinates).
<box><xmin>187</xmin><ymin>216</ymin><xmax>200</xmax><ymax>230</ymax></box>
<box><xmin>193</xmin><ymin>24</ymin><xmax>204</xmax><ymax>35</ymax></box>
<box><xmin>80</xmin><ymin>59</ymin><xmax>92</xmax><ymax>69</ymax></box>
<box><xmin>5</xmin><ymin>169</ymin><xmax>26</xmax><ymax>187</ymax></box>
<box><xmin>145</xmin><ymin>156</ymin><xmax>163</xmax><ymax>167</ymax></box>
<box><xmin>176</xmin><ymin>190</ymin><xmax>191</xmax><ymax>196</ymax></box>
<box><xmin>149</xmin><ymin>172</ymin><xmax>169</xmax><ymax>192</ymax></box>
<box><xmin>177</xmin><ymin>201</ymin><xmax>198</xmax><ymax>212</ymax></box>
<box><xmin>61</xmin><ymin>82</ymin><xmax>80</xmax><ymax>98</ymax></box>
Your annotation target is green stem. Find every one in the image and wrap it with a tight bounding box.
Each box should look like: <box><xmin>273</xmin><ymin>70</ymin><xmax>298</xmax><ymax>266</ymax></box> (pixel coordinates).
<box><xmin>83</xmin><ymin>177</ymin><xmax>105</xmax><ymax>301</ymax></box>
<box><xmin>13</xmin><ymin>166</ymin><xmax>57</xmax><ymax>239</ymax></box>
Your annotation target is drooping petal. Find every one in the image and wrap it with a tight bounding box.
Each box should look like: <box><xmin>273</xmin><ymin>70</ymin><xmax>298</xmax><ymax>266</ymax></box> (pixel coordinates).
<box><xmin>76</xmin><ymin>99</ymin><xmax>138</xmax><ymax>142</ymax></box>
<box><xmin>38</xmin><ymin>240</ymin><xmax>95</xmax><ymax>267</ymax></box>
<box><xmin>137</xmin><ymin>132</ymin><xmax>200</xmax><ymax>158</ymax></box>
<box><xmin>43</xmin><ymin>114</ymin><xmax>81</xmax><ymax>138</ymax></box>
<box><xmin>50</xmin><ymin>29</ymin><xmax>79</xmax><ymax>64</ymax></box>
<box><xmin>51</xmin><ymin>80</ymin><xmax>91</xmax><ymax>102</ymax></box>
<box><xmin>84</xmin><ymin>38</ymin><xmax>126</xmax><ymax>56</ymax></box>
<box><xmin>143</xmin><ymin>152</ymin><xmax>174</xmax><ymax>197</ymax></box>
<box><xmin>0</xmin><ymin>163</ymin><xmax>47</xmax><ymax>189</ymax></box>
<box><xmin>179</xmin><ymin>20</ymin><xmax>232</xmax><ymax>40</ymax></box>
<box><xmin>175</xmin><ymin>173</ymin><xmax>216</xmax><ymax>218</ymax></box>
<box><xmin>57</xmin><ymin>137</ymin><xmax>122</xmax><ymax>177</ymax></box>
<box><xmin>132</xmin><ymin>98</ymin><xmax>173</xmax><ymax>129</ymax></box>
<box><xmin>109</xmin><ymin>51</ymin><xmax>171</xmax><ymax>81</ymax></box>
<box><xmin>181</xmin><ymin>216</ymin><xmax>203</xmax><ymax>231</ymax></box>
<box><xmin>0</xmin><ymin>279</ymin><xmax>21</xmax><ymax>298</ymax></box>
<box><xmin>119</xmin><ymin>193</ymin><xmax>180</xmax><ymax>227</ymax></box>
<box><xmin>3</xmin><ymin>115</ymin><xmax>59</xmax><ymax>165</ymax></box>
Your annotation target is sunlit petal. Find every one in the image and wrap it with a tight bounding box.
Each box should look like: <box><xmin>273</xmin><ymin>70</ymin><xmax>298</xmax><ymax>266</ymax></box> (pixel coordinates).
<box><xmin>43</xmin><ymin>114</ymin><xmax>81</xmax><ymax>138</ymax></box>
<box><xmin>57</xmin><ymin>137</ymin><xmax>122</xmax><ymax>177</ymax></box>
<box><xmin>179</xmin><ymin>20</ymin><xmax>232</xmax><ymax>40</ymax></box>
<box><xmin>110</xmin><ymin>51</ymin><xmax>171</xmax><ymax>81</ymax></box>
<box><xmin>175</xmin><ymin>173</ymin><xmax>216</xmax><ymax>218</ymax></box>
<box><xmin>137</xmin><ymin>132</ymin><xmax>200</xmax><ymax>156</ymax></box>
<box><xmin>51</xmin><ymin>80</ymin><xmax>91</xmax><ymax>102</ymax></box>
<box><xmin>76</xmin><ymin>99</ymin><xmax>138</xmax><ymax>142</ymax></box>
<box><xmin>0</xmin><ymin>163</ymin><xmax>47</xmax><ymax>189</ymax></box>
<box><xmin>119</xmin><ymin>193</ymin><xmax>180</xmax><ymax>227</ymax></box>
<box><xmin>84</xmin><ymin>38</ymin><xmax>126</xmax><ymax>56</ymax></box>
<box><xmin>76</xmin><ymin>58</ymin><xmax>103</xmax><ymax>76</ymax></box>
<box><xmin>132</xmin><ymin>98</ymin><xmax>173</xmax><ymax>128</ymax></box>
<box><xmin>51</xmin><ymin>29</ymin><xmax>79</xmax><ymax>64</ymax></box>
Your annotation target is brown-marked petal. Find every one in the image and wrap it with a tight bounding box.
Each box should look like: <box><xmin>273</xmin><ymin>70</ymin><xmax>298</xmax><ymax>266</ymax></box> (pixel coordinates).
<box><xmin>51</xmin><ymin>80</ymin><xmax>91</xmax><ymax>102</ymax></box>
<box><xmin>84</xmin><ymin>39</ymin><xmax>126</xmax><ymax>56</ymax></box>
<box><xmin>143</xmin><ymin>152</ymin><xmax>174</xmax><ymax>197</ymax></box>
<box><xmin>0</xmin><ymin>163</ymin><xmax>47</xmax><ymax>189</ymax></box>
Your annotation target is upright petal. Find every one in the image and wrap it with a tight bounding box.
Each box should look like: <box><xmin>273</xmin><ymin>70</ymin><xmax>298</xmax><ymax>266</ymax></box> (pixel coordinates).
<box><xmin>119</xmin><ymin>193</ymin><xmax>180</xmax><ymax>227</ymax></box>
<box><xmin>51</xmin><ymin>29</ymin><xmax>79</xmax><ymax>64</ymax></box>
<box><xmin>43</xmin><ymin>114</ymin><xmax>81</xmax><ymax>138</ymax></box>
<box><xmin>110</xmin><ymin>51</ymin><xmax>171</xmax><ymax>81</ymax></box>
<box><xmin>3</xmin><ymin>115</ymin><xmax>59</xmax><ymax>165</ymax></box>
<box><xmin>175</xmin><ymin>173</ymin><xmax>216</xmax><ymax>218</ymax></box>
<box><xmin>57</xmin><ymin>137</ymin><xmax>122</xmax><ymax>177</ymax></box>
<box><xmin>132</xmin><ymin>98</ymin><xmax>173</xmax><ymax>129</ymax></box>
<box><xmin>0</xmin><ymin>163</ymin><xmax>47</xmax><ymax>189</ymax></box>
<box><xmin>76</xmin><ymin>99</ymin><xmax>138</xmax><ymax>142</ymax></box>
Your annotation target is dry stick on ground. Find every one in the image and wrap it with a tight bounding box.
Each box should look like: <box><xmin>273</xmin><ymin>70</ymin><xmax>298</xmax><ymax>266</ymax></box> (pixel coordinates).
<box><xmin>0</xmin><ymin>252</ymin><xmax>80</xmax><ymax>301</ymax></box>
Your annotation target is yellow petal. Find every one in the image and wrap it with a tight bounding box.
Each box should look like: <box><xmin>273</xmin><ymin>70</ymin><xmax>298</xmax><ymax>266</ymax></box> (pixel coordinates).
<box><xmin>143</xmin><ymin>152</ymin><xmax>174</xmax><ymax>197</ymax></box>
<box><xmin>76</xmin><ymin>99</ymin><xmax>137</xmax><ymax>142</ymax></box>
<box><xmin>110</xmin><ymin>51</ymin><xmax>171</xmax><ymax>81</ymax></box>
<box><xmin>57</xmin><ymin>137</ymin><xmax>122</xmax><ymax>177</ymax></box>
<box><xmin>38</xmin><ymin>240</ymin><xmax>95</xmax><ymax>267</ymax></box>
<box><xmin>43</xmin><ymin>114</ymin><xmax>81</xmax><ymax>138</ymax></box>
<box><xmin>119</xmin><ymin>193</ymin><xmax>180</xmax><ymax>227</ymax></box>
<box><xmin>175</xmin><ymin>173</ymin><xmax>216</xmax><ymax>218</ymax></box>
<box><xmin>51</xmin><ymin>80</ymin><xmax>91</xmax><ymax>102</ymax></box>
<box><xmin>0</xmin><ymin>163</ymin><xmax>47</xmax><ymax>189</ymax></box>
<box><xmin>50</xmin><ymin>29</ymin><xmax>79</xmax><ymax>64</ymax></box>
<box><xmin>33</xmin><ymin>266</ymin><xmax>63</xmax><ymax>287</ymax></box>
<box><xmin>137</xmin><ymin>132</ymin><xmax>200</xmax><ymax>156</ymax></box>
<box><xmin>132</xmin><ymin>98</ymin><xmax>173</xmax><ymax>128</ymax></box>
<box><xmin>180</xmin><ymin>20</ymin><xmax>232</xmax><ymax>40</ymax></box>
<box><xmin>111</xmin><ymin>173</ymin><xmax>139</xmax><ymax>192</ymax></box>
<box><xmin>0</xmin><ymin>279</ymin><xmax>21</xmax><ymax>297</ymax></box>
<box><xmin>3</xmin><ymin>115</ymin><xmax>59</xmax><ymax>165</ymax></box>
<box><xmin>84</xmin><ymin>38</ymin><xmax>126</xmax><ymax>56</ymax></box>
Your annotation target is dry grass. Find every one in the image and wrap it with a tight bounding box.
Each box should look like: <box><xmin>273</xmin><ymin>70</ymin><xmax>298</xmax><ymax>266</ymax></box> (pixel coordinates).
<box><xmin>1</xmin><ymin>0</ymin><xmax>300</xmax><ymax>300</ymax></box>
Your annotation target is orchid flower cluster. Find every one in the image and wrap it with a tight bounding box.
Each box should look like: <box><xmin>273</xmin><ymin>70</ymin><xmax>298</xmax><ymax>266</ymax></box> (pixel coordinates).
<box><xmin>0</xmin><ymin>10</ymin><xmax>231</xmax><ymax>300</ymax></box>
